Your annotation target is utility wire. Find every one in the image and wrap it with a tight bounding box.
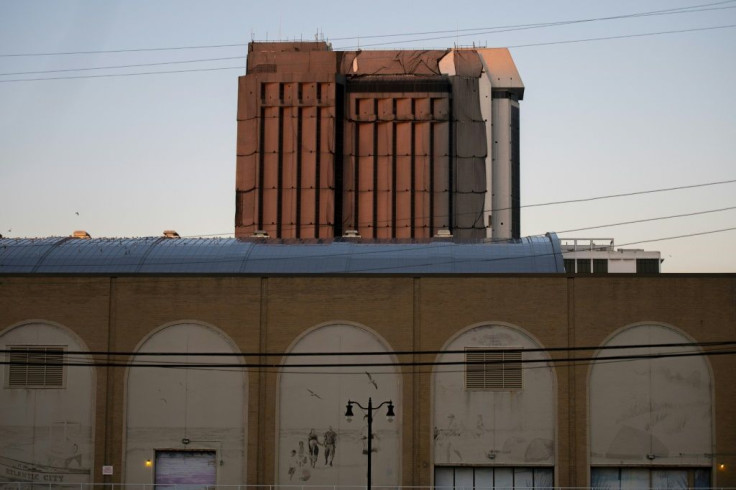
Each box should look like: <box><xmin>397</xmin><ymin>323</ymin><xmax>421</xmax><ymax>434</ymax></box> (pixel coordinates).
<box><xmin>193</xmin><ymin>201</ymin><xmax>736</xmax><ymax>239</ymax></box>
<box><xmin>508</xmin><ymin>23</ymin><xmax>736</xmax><ymax>49</ymax></box>
<box><xmin>329</xmin><ymin>1</ymin><xmax>736</xmax><ymax>42</ymax></box>
<box><xmin>1</xmin><ymin>21</ymin><xmax>732</xmax><ymax>83</ymax></box>
<box><xmin>0</xmin><ymin>43</ymin><xmax>248</xmax><ymax>58</ymax></box>
<box><xmin>2</xmin><ymin>0</ymin><xmax>731</xmax><ymax>57</ymax></box>
<box><xmin>6</xmin><ymin>178</ymin><xmax>729</xmax><ymax>240</ymax></box>
<box><xmin>520</xmin><ymin>179</ymin><xmax>736</xmax><ymax>210</ymax></box>
<box><xmin>337</xmin><ymin>16</ymin><xmax>736</xmax><ymax>49</ymax></box>
<box><xmin>618</xmin><ymin>227</ymin><xmax>736</xmax><ymax>247</ymax></box>
<box><xmin>2</xmin><ymin>347</ymin><xmax>733</xmax><ymax>370</ymax></box>
<box><xmin>553</xmin><ymin>205</ymin><xmax>736</xmax><ymax>234</ymax></box>
<box><xmin>2</xmin><ymin>23</ymin><xmax>733</xmax><ymax>83</ymax></box>
<box><xmin>4</xmin><ymin>340</ymin><xmax>731</xmax><ymax>358</ymax></box>
<box><xmin>23</xmin><ymin>343</ymin><xmax>732</xmax><ymax>375</ymax></box>
<box><xmin>0</xmin><ymin>66</ymin><xmax>245</xmax><ymax>83</ymax></box>
<box><xmin>0</xmin><ymin>56</ymin><xmax>245</xmax><ymax>77</ymax></box>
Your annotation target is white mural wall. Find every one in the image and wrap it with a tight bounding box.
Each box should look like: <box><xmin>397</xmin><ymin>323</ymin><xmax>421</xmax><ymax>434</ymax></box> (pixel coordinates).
<box><xmin>278</xmin><ymin>323</ymin><xmax>401</xmax><ymax>486</ymax></box>
<box><xmin>124</xmin><ymin>322</ymin><xmax>247</xmax><ymax>485</ymax></box>
<box><xmin>0</xmin><ymin>321</ymin><xmax>94</xmax><ymax>485</ymax></box>
<box><xmin>589</xmin><ymin>324</ymin><xmax>713</xmax><ymax>466</ymax></box>
<box><xmin>433</xmin><ymin>324</ymin><xmax>555</xmax><ymax>466</ymax></box>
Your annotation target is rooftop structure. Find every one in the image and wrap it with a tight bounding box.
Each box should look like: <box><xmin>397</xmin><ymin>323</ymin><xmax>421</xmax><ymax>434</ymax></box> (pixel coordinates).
<box><xmin>236</xmin><ymin>42</ymin><xmax>523</xmax><ymax>241</ymax></box>
<box><xmin>0</xmin><ymin>233</ymin><xmax>563</xmax><ymax>274</ymax></box>
<box><xmin>560</xmin><ymin>238</ymin><xmax>662</xmax><ymax>273</ymax></box>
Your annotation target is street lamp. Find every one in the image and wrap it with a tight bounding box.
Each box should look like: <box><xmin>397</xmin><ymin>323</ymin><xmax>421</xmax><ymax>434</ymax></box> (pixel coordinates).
<box><xmin>345</xmin><ymin>397</ymin><xmax>395</xmax><ymax>490</ymax></box>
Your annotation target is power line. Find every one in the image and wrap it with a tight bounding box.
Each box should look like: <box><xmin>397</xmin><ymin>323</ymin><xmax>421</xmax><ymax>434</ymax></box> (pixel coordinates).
<box><xmin>3</xmin><ymin>0</ymin><xmax>730</xmax><ymax>57</ymax></box>
<box><xmin>508</xmin><ymin>23</ymin><xmax>736</xmax><ymax>49</ymax></box>
<box><xmin>0</xmin><ymin>56</ymin><xmax>245</xmax><ymax>77</ymax></box>
<box><xmin>1</xmin><ymin>21</ymin><xmax>732</xmax><ymax>83</ymax></box>
<box><xmin>328</xmin><ymin>1</ymin><xmax>736</xmax><ymax>42</ymax></box>
<box><xmin>2</xmin><ymin>346</ymin><xmax>733</xmax><ymax>370</ymax></box>
<box><xmin>336</xmin><ymin>12</ymin><xmax>736</xmax><ymax>49</ymax></box>
<box><xmin>0</xmin><ymin>66</ymin><xmax>245</xmax><ymax>83</ymax></box>
<box><xmin>618</xmin><ymin>227</ymin><xmax>736</xmax><ymax>247</ymax></box>
<box><xmin>182</xmin><ymin>178</ymin><xmax>736</xmax><ymax>238</ymax></box>
<box><xmin>3</xmin><ymin>22</ymin><xmax>733</xmax><ymax>83</ymax></box>
<box><xmin>0</xmin><ymin>43</ymin><xmax>248</xmax><ymax>58</ymax></box>
<box><xmin>553</xmin><ymin>205</ymin><xmax>736</xmax><ymax>234</ymax></box>
<box><xmin>5</xmin><ymin>340</ymin><xmax>731</xmax><ymax>358</ymax></box>
<box><xmin>0</xmin><ymin>2</ymin><xmax>734</xmax><ymax>82</ymax></box>
<box><xmin>521</xmin><ymin>178</ymin><xmax>736</xmax><ymax>210</ymax></box>
<box><xmin>124</xmin><ymin>178</ymin><xmax>736</xmax><ymax>237</ymax></box>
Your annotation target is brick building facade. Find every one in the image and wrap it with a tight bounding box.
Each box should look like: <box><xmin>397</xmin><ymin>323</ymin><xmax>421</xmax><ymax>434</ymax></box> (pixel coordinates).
<box><xmin>1</xmin><ymin>272</ymin><xmax>734</xmax><ymax>488</ymax></box>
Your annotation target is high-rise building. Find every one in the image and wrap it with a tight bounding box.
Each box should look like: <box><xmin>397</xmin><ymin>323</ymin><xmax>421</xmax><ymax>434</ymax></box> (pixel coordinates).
<box><xmin>236</xmin><ymin>42</ymin><xmax>523</xmax><ymax>240</ymax></box>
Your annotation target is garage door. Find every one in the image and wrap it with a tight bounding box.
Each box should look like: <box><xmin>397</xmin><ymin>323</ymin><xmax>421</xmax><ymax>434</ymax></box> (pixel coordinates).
<box><xmin>155</xmin><ymin>451</ymin><xmax>217</xmax><ymax>489</ymax></box>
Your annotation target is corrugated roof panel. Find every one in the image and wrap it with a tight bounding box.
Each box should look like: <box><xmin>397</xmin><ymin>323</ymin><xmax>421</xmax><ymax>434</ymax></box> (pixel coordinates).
<box><xmin>140</xmin><ymin>238</ymin><xmax>251</xmax><ymax>273</ymax></box>
<box><xmin>0</xmin><ymin>234</ymin><xmax>564</xmax><ymax>274</ymax></box>
<box><xmin>0</xmin><ymin>237</ymin><xmax>63</xmax><ymax>273</ymax></box>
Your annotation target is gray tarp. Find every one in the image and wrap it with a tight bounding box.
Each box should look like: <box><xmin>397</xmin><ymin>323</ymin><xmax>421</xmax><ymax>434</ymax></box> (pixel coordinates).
<box><xmin>451</xmin><ymin>76</ymin><xmax>487</xmax><ymax>238</ymax></box>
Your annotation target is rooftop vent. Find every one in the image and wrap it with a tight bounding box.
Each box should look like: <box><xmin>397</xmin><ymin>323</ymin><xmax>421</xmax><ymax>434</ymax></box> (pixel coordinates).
<box><xmin>72</xmin><ymin>230</ymin><xmax>91</xmax><ymax>239</ymax></box>
<box><xmin>342</xmin><ymin>229</ymin><xmax>361</xmax><ymax>238</ymax></box>
<box><xmin>163</xmin><ymin>230</ymin><xmax>180</xmax><ymax>239</ymax></box>
<box><xmin>251</xmin><ymin>230</ymin><xmax>270</xmax><ymax>238</ymax></box>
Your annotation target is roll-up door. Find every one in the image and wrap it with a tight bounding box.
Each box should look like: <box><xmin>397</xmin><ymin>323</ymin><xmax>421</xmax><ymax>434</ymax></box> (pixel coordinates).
<box><xmin>154</xmin><ymin>450</ymin><xmax>216</xmax><ymax>489</ymax></box>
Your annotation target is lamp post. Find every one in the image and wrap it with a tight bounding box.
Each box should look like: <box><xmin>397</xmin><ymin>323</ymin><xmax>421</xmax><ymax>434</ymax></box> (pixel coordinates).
<box><xmin>345</xmin><ymin>397</ymin><xmax>395</xmax><ymax>490</ymax></box>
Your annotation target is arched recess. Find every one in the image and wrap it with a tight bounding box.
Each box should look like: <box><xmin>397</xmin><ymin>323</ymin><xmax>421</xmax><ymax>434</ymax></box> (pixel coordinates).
<box><xmin>124</xmin><ymin>321</ymin><xmax>247</xmax><ymax>486</ymax></box>
<box><xmin>0</xmin><ymin>320</ymin><xmax>95</xmax><ymax>485</ymax></box>
<box><xmin>589</xmin><ymin>323</ymin><xmax>713</xmax><ymax>489</ymax></box>
<box><xmin>433</xmin><ymin>323</ymin><xmax>556</xmax><ymax>490</ymax></box>
<box><xmin>277</xmin><ymin>322</ymin><xmax>401</xmax><ymax>487</ymax></box>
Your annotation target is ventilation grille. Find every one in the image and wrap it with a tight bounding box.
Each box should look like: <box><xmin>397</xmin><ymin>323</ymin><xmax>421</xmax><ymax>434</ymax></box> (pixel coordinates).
<box><xmin>8</xmin><ymin>346</ymin><xmax>65</xmax><ymax>388</ymax></box>
<box><xmin>465</xmin><ymin>348</ymin><xmax>522</xmax><ymax>390</ymax></box>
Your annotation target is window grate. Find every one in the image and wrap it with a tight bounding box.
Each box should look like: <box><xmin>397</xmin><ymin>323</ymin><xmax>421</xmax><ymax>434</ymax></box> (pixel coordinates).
<box><xmin>465</xmin><ymin>348</ymin><xmax>522</xmax><ymax>390</ymax></box>
<box><xmin>7</xmin><ymin>346</ymin><xmax>65</xmax><ymax>388</ymax></box>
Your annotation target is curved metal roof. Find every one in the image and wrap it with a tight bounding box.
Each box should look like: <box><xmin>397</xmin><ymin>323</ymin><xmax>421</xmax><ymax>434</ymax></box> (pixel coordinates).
<box><xmin>0</xmin><ymin>234</ymin><xmax>564</xmax><ymax>274</ymax></box>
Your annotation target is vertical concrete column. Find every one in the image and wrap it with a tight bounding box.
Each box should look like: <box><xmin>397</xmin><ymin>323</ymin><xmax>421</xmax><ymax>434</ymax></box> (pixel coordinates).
<box><xmin>491</xmin><ymin>97</ymin><xmax>513</xmax><ymax>240</ymax></box>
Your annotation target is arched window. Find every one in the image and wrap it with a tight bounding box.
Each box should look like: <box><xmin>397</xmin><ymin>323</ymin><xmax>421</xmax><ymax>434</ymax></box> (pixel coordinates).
<box><xmin>124</xmin><ymin>322</ymin><xmax>247</xmax><ymax>487</ymax></box>
<box><xmin>433</xmin><ymin>323</ymin><xmax>555</xmax><ymax>490</ymax></box>
<box><xmin>589</xmin><ymin>324</ymin><xmax>713</xmax><ymax>489</ymax></box>
<box><xmin>0</xmin><ymin>321</ymin><xmax>94</xmax><ymax>485</ymax></box>
<box><xmin>278</xmin><ymin>323</ymin><xmax>401</xmax><ymax>486</ymax></box>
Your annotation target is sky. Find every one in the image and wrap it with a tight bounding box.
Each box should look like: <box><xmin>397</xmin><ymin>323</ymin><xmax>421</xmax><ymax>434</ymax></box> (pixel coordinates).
<box><xmin>0</xmin><ymin>0</ymin><xmax>734</xmax><ymax>272</ymax></box>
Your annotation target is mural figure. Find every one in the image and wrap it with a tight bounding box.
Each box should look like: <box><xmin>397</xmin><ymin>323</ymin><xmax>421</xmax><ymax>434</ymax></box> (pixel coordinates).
<box><xmin>475</xmin><ymin>414</ymin><xmax>487</xmax><ymax>439</ymax></box>
<box><xmin>288</xmin><ymin>450</ymin><xmax>297</xmax><ymax>480</ymax></box>
<box><xmin>361</xmin><ymin>419</ymin><xmax>378</xmax><ymax>455</ymax></box>
<box><xmin>434</xmin><ymin>413</ymin><xmax>463</xmax><ymax>462</ymax></box>
<box><xmin>323</xmin><ymin>426</ymin><xmax>337</xmax><ymax>466</ymax></box>
<box><xmin>297</xmin><ymin>440</ymin><xmax>307</xmax><ymax>468</ymax></box>
<box><xmin>307</xmin><ymin>429</ymin><xmax>320</xmax><ymax>468</ymax></box>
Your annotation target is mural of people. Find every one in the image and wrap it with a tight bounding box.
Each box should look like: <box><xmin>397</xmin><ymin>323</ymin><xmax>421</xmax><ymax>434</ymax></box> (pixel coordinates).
<box><xmin>307</xmin><ymin>429</ymin><xmax>320</xmax><ymax>468</ymax></box>
<box><xmin>323</xmin><ymin>426</ymin><xmax>336</xmax><ymax>466</ymax></box>
<box><xmin>297</xmin><ymin>440</ymin><xmax>307</xmax><ymax>468</ymax></box>
<box><xmin>288</xmin><ymin>450</ymin><xmax>297</xmax><ymax>480</ymax></box>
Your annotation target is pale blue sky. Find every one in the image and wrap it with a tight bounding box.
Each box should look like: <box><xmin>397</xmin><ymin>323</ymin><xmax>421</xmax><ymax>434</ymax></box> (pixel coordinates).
<box><xmin>1</xmin><ymin>1</ymin><xmax>734</xmax><ymax>272</ymax></box>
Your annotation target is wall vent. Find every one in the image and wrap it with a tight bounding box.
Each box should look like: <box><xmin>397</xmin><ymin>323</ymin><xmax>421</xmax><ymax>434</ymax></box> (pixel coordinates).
<box><xmin>465</xmin><ymin>347</ymin><xmax>522</xmax><ymax>390</ymax></box>
<box><xmin>7</xmin><ymin>346</ymin><xmax>65</xmax><ymax>388</ymax></box>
